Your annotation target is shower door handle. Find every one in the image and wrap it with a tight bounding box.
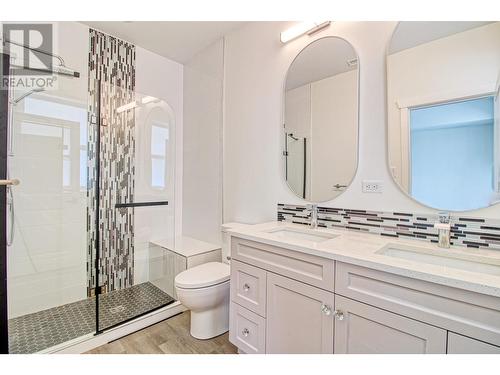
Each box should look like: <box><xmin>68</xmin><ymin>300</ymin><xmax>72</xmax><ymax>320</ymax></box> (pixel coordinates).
<box><xmin>115</xmin><ymin>201</ymin><xmax>168</xmax><ymax>208</ymax></box>
<box><xmin>0</xmin><ymin>178</ymin><xmax>20</xmax><ymax>186</ymax></box>
<box><xmin>332</xmin><ymin>184</ymin><xmax>347</xmax><ymax>190</ymax></box>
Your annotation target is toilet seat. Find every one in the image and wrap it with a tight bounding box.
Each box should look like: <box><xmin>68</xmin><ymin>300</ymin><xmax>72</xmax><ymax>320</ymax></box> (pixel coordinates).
<box><xmin>175</xmin><ymin>262</ymin><xmax>230</xmax><ymax>289</ymax></box>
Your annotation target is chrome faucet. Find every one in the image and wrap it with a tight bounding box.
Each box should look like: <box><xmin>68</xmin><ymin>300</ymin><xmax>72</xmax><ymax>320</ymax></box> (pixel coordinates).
<box><xmin>307</xmin><ymin>204</ymin><xmax>318</xmax><ymax>229</ymax></box>
<box><xmin>434</xmin><ymin>212</ymin><xmax>451</xmax><ymax>248</ymax></box>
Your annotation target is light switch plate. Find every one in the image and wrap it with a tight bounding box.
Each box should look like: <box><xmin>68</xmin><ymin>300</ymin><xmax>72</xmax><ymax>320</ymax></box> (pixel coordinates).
<box><xmin>362</xmin><ymin>180</ymin><xmax>383</xmax><ymax>193</ymax></box>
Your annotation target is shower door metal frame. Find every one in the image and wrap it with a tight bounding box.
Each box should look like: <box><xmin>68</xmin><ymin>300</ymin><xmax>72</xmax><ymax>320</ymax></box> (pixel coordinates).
<box><xmin>0</xmin><ymin>52</ymin><xmax>10</xmax><ymax>354</ymax></box>
<box><xmin>94</xmin><ymin>83</ymin><xmax>102</xmax><ymax>334</ymax></box>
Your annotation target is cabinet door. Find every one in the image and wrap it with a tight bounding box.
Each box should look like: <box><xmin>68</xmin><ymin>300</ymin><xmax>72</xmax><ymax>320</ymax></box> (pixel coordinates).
<box><xmin>447</xmin><ymin>332</ymin><xmax>500</xmax><ymax>354</ymax></box>
<box><xmin>334</xmin><ymin>295</ymin><xmax>446</xmax><ymax>354</ymax></box>
<box><xmin>266</xmin><ymin>273</ymin><xmax>334</xmax><ymax>354</ymax></box>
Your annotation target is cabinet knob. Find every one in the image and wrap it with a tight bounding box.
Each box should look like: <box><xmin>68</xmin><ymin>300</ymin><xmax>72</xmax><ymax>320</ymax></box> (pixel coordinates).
<box><xmin>243</xmin><ymin>283</ymin><xmax>250</xmax><ymax>292</ymax></box>
<box><xmin>321</xmin><ymin>304</ymin><xmax>332</xmax><ymax>316</ymax></box>
<box><xmin>242</xmin><ymin>328</ymin><xmax>250</xmax><ymax>337</ymax></box>
<box><xmin>334</xmin><ymin>309</ymin><xmax>344</xmax><ymax>321</ymax></box>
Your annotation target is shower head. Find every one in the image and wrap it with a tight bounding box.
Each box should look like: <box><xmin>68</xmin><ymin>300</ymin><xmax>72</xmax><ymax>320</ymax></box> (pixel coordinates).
<box><xmin>10</xmin><ymin>88</ymin><xmax>45</xmax><ymax>105</ymax></box>
<box><xmin>9</xmin><ymin>64</ymin><xmax>80</xmax><ymax>78</ymax></box>
<box><xmin>5</xmin><ymin>38</ymin><xmax>81</xmax><ymax>78</ymax></box>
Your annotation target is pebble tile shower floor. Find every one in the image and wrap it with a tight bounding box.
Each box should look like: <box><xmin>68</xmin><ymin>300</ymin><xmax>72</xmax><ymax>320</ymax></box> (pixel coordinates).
<box><xmin>8</xmin><ymin>282</ymin><xmax>175</xmax><ymax>353</ymax></box>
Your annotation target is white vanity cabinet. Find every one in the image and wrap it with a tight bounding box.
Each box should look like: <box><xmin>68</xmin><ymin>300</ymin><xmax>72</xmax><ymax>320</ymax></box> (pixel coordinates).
<box><xmin>229</xmin><ymin>236</ymin><xmax>500</xmax><ymax>354</ymax></box>
<box><xmin>229</xmin><ymin>238</ymin><xmax>336</xmax><ymax>354</ymax></box>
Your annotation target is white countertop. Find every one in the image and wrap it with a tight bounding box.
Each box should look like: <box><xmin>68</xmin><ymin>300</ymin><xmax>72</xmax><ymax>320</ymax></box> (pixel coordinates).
<box><xmin>151</xmin><ymin>236</ymin><xmax>221</xmax><ymax>258</ymax></box>
<box><xmin>227</xmin><ymin>221</ymin><xmax>500</xmax><ymax>298</ymax></box>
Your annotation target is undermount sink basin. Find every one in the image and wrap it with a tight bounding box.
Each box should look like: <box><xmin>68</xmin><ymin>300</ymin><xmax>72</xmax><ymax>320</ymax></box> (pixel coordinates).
<box><xmin>265</xmin><ymin>227</ymin><xmax>337</xmax><ymax>243</ymax></box>
<box><xmin>376</xmin><ymin>244</ymin><xmax>500</xmax><ymax>276</ymax></box>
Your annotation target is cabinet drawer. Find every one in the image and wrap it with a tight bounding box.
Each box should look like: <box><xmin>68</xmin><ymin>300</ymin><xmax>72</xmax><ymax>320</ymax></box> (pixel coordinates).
<box><xmin>232</xmin><ymin>237</ymin><xmax>335</xmax><ymax>291</ymax></box>
<box><xmin>231</xmin><ymin>259</ymin><xmax>267</xmax><ymax>316</ymax></box>
<box><xmin>229</xmin><ymin>302</ymin><xmax>266</xmax><ymax>354</ymax></box>
<box><xmin>334</xmin><ymin>295</ymin><xmax>447</xmax><ymax>354</ymax></box>
<box><xmin>335</xmin><ymin>262</ymin><xmax>500</xmax><ymax>346</ymax></box>
<box><xmin>447</xmin><ymin>332</ymin><xmax>500</xmax><ymax>354</ymax></box>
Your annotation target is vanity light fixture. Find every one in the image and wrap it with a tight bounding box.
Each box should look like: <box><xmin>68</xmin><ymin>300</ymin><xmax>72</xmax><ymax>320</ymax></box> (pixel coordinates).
<box><xmin>280</xmin><ymin>21</ymin><xmax>331</xmax><ymax>43</ymax></box>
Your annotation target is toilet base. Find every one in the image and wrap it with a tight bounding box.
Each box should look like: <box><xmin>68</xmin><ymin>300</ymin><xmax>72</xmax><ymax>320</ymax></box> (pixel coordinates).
<box><xmin>190</xmin><ymin>299</ymin><xmax>229</xmax><ymax>339</ymax></box>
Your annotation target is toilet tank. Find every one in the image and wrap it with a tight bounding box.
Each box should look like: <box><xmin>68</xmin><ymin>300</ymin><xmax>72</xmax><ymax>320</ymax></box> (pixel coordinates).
<box><xmin>221</xmin><ymin>223</ymin><xmax>246</xmax><ymax>264</ymax></box>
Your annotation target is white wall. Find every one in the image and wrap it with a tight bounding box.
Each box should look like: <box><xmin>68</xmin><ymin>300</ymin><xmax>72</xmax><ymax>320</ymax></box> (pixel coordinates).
<box><xmin>223</xmin><ymin>21</ymin><xmax>500</xmax><ymax>223</ymax></box>
<box><xmin>388</xmin><ymin>22</ymin><xmax>500</xmax><ymax>190</ymax></box>
<box><xmin>310</xmin><ymin>70</ymin><xmax>358</xmax><ymax>201</ymax></box>
<box><xmin>182</xmin><ymin>39</ymin><xmax>224</xmax><ymax>245</ymax></box>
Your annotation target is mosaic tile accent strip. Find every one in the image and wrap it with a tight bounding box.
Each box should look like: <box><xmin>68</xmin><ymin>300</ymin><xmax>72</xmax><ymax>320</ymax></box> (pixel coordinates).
<box><xmin>278</xmin><ymin>203</ymin><xmax>500</xmax><ymax>250</ymax></box>
<box><xmin>87</xmin><ymin>29</ymin><xmax>137</xmax><ymax>295</ymax></box>
<box><xmin>8</xmin><ymin>282</ymin><xmax>174</xmax><ymax>354</ymax></box>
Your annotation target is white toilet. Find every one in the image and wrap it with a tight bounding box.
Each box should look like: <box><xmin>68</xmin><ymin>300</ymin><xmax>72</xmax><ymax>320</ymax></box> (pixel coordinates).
<box><xmin>175</xmin><ymin>224</ymin><xmax>241</xmax><ymax>339</ymax></box>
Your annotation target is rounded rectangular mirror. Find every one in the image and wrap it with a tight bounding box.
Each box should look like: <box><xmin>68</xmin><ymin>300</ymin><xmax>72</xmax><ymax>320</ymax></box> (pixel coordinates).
<box><xmin>387</xmin><ymin>22</ymin><xmax>500</xmax><ymax>211</ymax></box>
<box><xmin>283</xmin><ymin>36</ymin><xmax>359</xmax><ymax>202</ymax></box>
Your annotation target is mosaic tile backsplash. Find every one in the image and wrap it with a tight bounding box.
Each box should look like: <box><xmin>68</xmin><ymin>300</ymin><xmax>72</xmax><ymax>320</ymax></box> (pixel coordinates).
<box><xmin>278</xmin><ymin>203</ymin><xmax>500</xmax><ymax>250</ymax></box>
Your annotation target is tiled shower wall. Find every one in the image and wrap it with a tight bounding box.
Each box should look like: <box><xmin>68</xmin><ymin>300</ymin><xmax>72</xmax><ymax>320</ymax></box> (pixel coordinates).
<box><xmin>87</xmin><ymin>29</ymin><xmax>137</xmax><ymax>295</ymax></box>
<box><xmin>278</xmin><ymin>203</ymin><xmax>500</xmax><ymax>250</ymax></box>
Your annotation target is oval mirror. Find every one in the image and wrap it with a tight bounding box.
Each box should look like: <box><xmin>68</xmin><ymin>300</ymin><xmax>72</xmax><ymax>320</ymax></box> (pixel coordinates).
<box><xmin>387</xmin><ymin>22</ymin><xmax>500</xmax><ymax>211</ymax></box>
<box><xmin>283</xmin><ymin>36</ymin><xmax>359</xmax><ymax>202</ymax></box>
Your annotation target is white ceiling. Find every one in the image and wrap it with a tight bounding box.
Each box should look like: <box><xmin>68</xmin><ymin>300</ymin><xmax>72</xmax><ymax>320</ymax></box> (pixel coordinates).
<box><xmin>286</xmin><ymin>37</ymin><xmax>357</xmax><ymax>91</ymax></box>
<box><xmin>82</xmin><ymin>21</ymin><xmax>246</xmax><ymax>64</ymax></box>
<box><xmin>389</xmin><ymin>21</ymin><xmax>493</xmax><ymax>54</ymax></box>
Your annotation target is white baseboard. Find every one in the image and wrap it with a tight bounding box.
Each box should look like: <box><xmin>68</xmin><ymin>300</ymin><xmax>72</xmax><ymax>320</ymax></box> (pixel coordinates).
<box><xmin>39</xmin><ymin>301</ymin><xmax>186</xmax><ymax>354</ymax></box>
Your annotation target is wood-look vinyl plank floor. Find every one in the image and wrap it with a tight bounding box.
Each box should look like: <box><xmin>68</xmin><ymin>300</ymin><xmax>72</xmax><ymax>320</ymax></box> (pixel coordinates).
<box><xmin>85</xmin><ymin>311</ymin><xmax>237</xmax><ymax>354</ymax></box>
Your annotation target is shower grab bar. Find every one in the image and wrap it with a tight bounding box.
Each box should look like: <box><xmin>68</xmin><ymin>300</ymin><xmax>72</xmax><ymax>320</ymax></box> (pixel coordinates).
<box><xmin>115</xmin><ymin>201</ymin><xmax>168</xmax><ymax>209</ymax></box>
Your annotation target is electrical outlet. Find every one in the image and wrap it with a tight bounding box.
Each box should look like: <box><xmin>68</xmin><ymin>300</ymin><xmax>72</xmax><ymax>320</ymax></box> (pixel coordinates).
<box><xmin>362</xmin><ymin>180</ymin><xmax>383</xmax><ymax>193</ymax></box>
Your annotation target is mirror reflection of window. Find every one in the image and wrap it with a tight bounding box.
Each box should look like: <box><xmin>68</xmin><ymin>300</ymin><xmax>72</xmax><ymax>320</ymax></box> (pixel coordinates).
<box><xmin>410</xmin><ymin>97</ymin><xmax>494</xmax><ymax>210</ymax></box>
<box><xmin>151</xmin><ymin>122</ymin><xmax>169</xmax><ymax>189</ymax></box>
<box><xmin>19</xmin><ymin>96</ymin><xmax>88</xmax><ymax>191</ymax></box>
<box><xmin>387</xmin><ymin>21</ymin><xmax>500</xmax><ymax>211</ymax></box>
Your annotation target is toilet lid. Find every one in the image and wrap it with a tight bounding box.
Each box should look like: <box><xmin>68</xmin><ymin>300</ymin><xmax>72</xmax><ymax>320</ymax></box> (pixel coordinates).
<box><xmin>175</xmin><ymin>262</ymin><xmax>230</xmax><ymax>289</ymax></box>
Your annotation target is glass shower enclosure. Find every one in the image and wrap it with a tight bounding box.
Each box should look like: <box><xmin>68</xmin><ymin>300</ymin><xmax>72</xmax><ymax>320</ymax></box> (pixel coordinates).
<box><xmin>2</xmin><ymin>65</ymin><xmax>178</xmax><ymax>353</ymax></box>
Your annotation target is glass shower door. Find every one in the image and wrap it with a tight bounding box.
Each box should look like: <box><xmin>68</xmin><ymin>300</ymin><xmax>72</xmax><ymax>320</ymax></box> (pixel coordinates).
<box><xmin>6</xmin><ymin>73</ymin><xmax>94</xmax><ymax>353</ymax></box>
<box><xmin>285</xmin><ymin>132</ymin><xmax>307</xmax><ymax>199</ymax></box>
<box><xmin>93</xmin><ymin>82</ymin><xmax>176</xmax><ymax>332</ymax></box>
<box><xmin>3</xmin><ymin>77</ymin><xmax>178</xmax><ymax>352</ymax></box>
